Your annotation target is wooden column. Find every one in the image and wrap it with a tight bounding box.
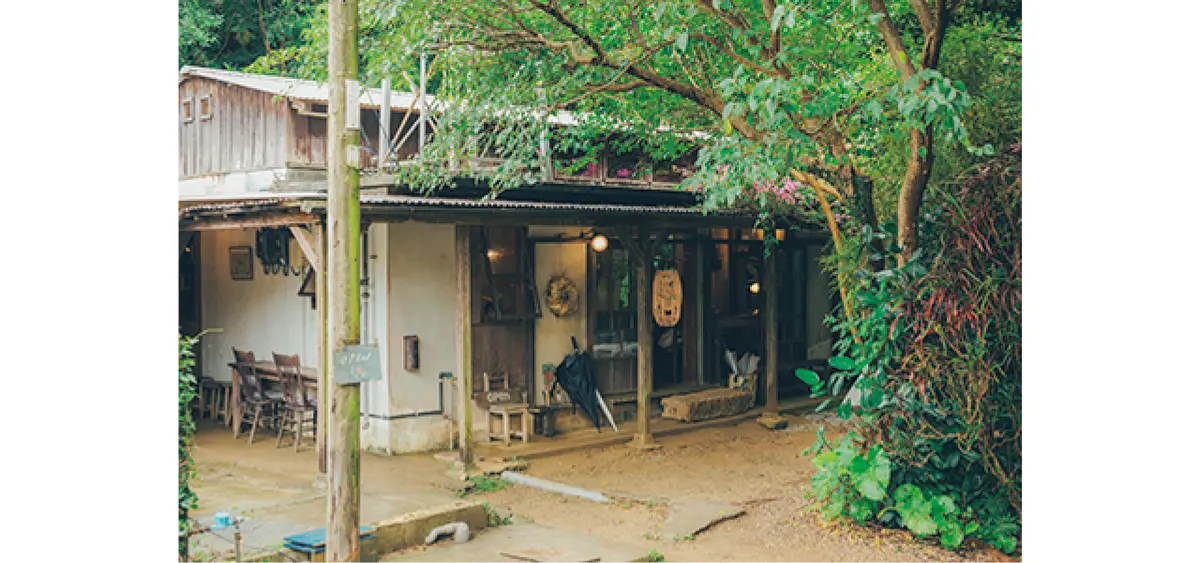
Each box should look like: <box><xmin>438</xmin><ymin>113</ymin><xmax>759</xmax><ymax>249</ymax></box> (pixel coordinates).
<box><xmin>757</xmin><ymin>245</ymin><xmax>786</xmax><ymax>429</ymax></box>
<box><xmin>326</xmin><ymin>0</ymin><xmax>362</xmax><ymax>558</ymax></box>
<box><xmin>763</xmin><ymin>248</ymin><xmax>779</xmax><ymax>414</ymax></box>
<box><xmin>455</xmin><ymin>225</ymin><xmax>474</xmax><ymax>465</ymax></box>
<box><xmin>626</xmin><ymin>226</ymin><xmax>660</xmax><ymax>451</ymax></box>
<box><xmin>290</xmin><ymin>224</ymin><xmax>328</xmax><ymax>475</ymax></box>
<box><xmin>315</xmin><ymin>225</ymin><xmax>328</xmax><ymax>475</ymax></box>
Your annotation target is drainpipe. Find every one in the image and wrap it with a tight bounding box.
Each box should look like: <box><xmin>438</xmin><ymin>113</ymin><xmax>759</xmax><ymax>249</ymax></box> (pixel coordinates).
<box><xmin>360</xmin><ymin>372</ymin><xmax>453</xmax><ymax>419</ymax></box>
<box><xmin>360</xmin><ymin>227</ymin><xmax>373</xmax><ymax>430</ymax></box>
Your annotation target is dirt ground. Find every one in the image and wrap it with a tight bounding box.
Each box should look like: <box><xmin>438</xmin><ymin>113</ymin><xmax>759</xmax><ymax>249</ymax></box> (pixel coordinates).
<box><xmin>475</xmin><ymin>413</ymin><xmax>1015</xmax><ymax>562</ymax></box>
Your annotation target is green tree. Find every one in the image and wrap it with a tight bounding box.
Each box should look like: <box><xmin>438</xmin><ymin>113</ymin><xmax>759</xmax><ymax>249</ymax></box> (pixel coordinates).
<box><xmin>178</xmin><ymin>0</ymin><xmax>318</xmax><ymax>69</ymax></box>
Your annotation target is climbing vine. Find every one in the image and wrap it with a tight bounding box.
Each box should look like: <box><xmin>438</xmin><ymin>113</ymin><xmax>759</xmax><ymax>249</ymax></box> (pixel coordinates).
<box><xmin>179</xmin><ymin>331</ymin><xmax>204</xmax><ymax>559</ymax></box>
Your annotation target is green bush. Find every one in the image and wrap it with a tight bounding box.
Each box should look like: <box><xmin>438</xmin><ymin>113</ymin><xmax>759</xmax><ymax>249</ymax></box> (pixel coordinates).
<box><xmin>801</xmin><ymin>147</ymin><xmax>1021</xmax><ymax>554</ymax></box>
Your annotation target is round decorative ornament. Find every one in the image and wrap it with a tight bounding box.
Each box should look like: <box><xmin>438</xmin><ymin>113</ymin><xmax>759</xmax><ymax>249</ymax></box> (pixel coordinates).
<box><xmin>545</xmin><ymin>275</ymin><xmax>579</xmax><ymax>318</ymax></box>
<box><xmin>653</xmin><ymin>269</ymin><xmax>683</xmax><ymax>327</ymax></box>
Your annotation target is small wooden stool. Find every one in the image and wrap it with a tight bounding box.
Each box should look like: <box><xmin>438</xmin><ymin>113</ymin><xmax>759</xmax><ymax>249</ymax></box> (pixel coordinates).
<box><xmin>487</xmin><ymin>403</ymin><xmax>532</xmax><ymax>446</ymax></box>
<box><xmin>528</xmin><ymin>406</ymin><xmax>556</xmax><ymax>438</ymax></box>
<box><xmin>198</xmin><ymin>377</ymin><xmax>217</xmax><ymax>419</ymax></box>
<box><xmin>211</xmin><ymin>380</ymin><xmax>232</xmax><ymax>425</ymax></box>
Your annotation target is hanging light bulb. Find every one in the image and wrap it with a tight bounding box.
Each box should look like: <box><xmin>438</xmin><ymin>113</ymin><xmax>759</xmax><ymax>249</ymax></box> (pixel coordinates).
<box><xmin>591</xmin><ymin>234</ymin><xmax>609</xmax><ymax>252</ymax></box>
<box><xmin>749</xmin><ymin>282</ymin><xmax>761</xmax><ymax>294</ymax></box>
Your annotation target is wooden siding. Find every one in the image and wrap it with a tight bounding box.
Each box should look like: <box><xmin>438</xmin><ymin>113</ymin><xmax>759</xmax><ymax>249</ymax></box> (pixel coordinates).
<box><xmin>179</xmin><ymin>77</ymin><xmax>290</xmax><ymax>178</ymax></box>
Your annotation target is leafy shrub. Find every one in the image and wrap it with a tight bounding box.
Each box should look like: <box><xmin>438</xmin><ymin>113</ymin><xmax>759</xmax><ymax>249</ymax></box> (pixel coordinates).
<box><xmin>801</xmin><ymin>146</ymin><xmax>1021</xmax><ymax>554</ymax></box>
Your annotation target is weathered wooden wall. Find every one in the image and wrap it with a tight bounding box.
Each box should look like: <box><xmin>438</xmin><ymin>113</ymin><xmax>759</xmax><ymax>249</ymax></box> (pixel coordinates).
<box><xmin>179</xmin><ymin>77</ymin><xmax>290</xmax><ymax>178</ymax></box>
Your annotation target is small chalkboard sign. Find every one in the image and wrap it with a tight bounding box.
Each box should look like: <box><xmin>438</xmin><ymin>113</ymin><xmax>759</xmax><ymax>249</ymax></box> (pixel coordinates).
<box><xmin>333</xmin><ymin>344</ymin><xmax>382</xmax><ymax>384</ymax></box>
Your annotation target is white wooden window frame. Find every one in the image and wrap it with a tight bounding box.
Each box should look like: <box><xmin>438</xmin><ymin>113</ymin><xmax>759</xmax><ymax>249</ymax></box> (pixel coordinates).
<box><xmin>198</xmin><ymin>95</ymin><xmax>213</xmax><ymax>121</ymax></box>
<box><xmin>181</xmin><ymin>97</ymin><xmax>194</xmax><ymax>124</ymax></box>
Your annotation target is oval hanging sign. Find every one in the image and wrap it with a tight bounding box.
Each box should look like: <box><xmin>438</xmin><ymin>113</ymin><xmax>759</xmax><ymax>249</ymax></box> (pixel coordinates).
<box><xmin>653</xmin><ymin>269</ymin><xmax>683</xmax><ymax>327</ymax></box>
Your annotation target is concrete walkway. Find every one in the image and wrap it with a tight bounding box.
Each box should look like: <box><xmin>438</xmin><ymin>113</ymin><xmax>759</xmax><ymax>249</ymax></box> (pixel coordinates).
<box><xmin>187</xmin><ymin>421</ymin><xmax>463</xmax><ymax>560</ymax></box>
<box><xmin>381</xmin><ymin>523</ymin><xmax>650</xmax><ymax>562</ymax></box>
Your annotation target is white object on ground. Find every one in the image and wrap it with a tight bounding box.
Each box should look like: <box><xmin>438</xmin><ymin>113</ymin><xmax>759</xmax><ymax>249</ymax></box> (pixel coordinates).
<box><xmin>594</xmin><ymin>389</ymin><xmax>618</xmax><ymax>432</ymax></box>
<box><xmin>500</xmin><ymin>471</ymin><xmax>610</xmax><ymax>503</ymax></box>
<box><xmin>424</xmin><ymin>521</ymin><xmax>471</xmax><ymax>545</ymax></box>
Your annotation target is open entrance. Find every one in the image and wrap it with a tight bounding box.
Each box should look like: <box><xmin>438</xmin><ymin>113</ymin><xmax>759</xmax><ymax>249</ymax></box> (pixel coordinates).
<box><xmin>469</xmin><ymin>226</ymin><xmax>537</xmax><ymax>405</ymax></box>
<box><xmin>707</xmin><ymin>229</ymin><xmax>836</xmax><ymax>402</ymax></box>
<box><xmin>587</xmin><ymin>232</ymin><xmax>705</xmax><ymax>397</ymax></box>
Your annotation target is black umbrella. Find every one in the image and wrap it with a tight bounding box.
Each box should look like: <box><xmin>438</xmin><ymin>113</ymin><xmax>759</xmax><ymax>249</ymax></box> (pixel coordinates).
<box><xmin>552</xmin><ymin>336</ymin><xmax>602</xmax><ymax>431</ymax></box>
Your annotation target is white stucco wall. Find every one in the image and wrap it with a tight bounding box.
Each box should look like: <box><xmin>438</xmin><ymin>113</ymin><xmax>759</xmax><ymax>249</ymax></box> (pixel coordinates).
<box><xmin>197</xmin><ymin>229</ymin><xmax>317</xmax><ymax>381</ymax></box>
<box><xmin>530</xmin><ymin>226</ymin><xmax>591</xmax><ymax>405</ymax></box>
<box><xmin>382</xmin><ymin>221</ymin><xmax>458</xmax><ymax>453</ymax></box>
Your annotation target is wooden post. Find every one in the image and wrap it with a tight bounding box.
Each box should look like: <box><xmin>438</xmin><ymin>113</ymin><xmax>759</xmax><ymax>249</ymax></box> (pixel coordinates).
<box><xmin>418</xmin><ymin>53</ymin><xmax>428</xmax><ymax>150</ymax></box>
<box><xmin>628</xmin><ymin>226</ymin><xmax>660</xmax><ymax>451</ymax></box>
<box><xmin>757</xmin><ymin>245</ymin><xmax>786</xmax><ymax>430</ymax></box>
<box><xmin>315</xmin><ymin>224</ymin><xmax>328</xmax><ymax>475</ymax></box>
<box><xmin>288</xmin><ymin>224</ymin><xmax>328</xmax><ymax>474</ymax></box>
<box><xmin>455</xmin><ymin>225</ymin><xmax>474</xmax><ymax>465</ymax></box>
<box><xmin>763</xmin><ymin>248</ymin><xmax>779</xmax><ymax>414</ymax></box>
<box><xmin>380</xmin><ymin>78</ymin><xmax>391</xmax><ymax>171</ymax></box>
<box><xmin>327</xmin><ymin>0</ymin><xmax>362</xmax><ymax>559</ymax></box>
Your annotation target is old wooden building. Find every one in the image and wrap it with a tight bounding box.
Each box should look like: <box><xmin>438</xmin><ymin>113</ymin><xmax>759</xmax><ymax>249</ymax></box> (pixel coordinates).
<box><xmin>178</xmin><ymin>66</ymin><xmax>836</xmax><ymax>456</ymax></box>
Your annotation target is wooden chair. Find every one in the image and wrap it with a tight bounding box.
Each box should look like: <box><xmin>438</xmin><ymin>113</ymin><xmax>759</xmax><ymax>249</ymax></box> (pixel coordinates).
<box><xmin>482</xmin><ymin>372</ymin><xmax>531</xmax><ymax>445</ymax></box>
<box><xmin>273</xmin><ymin>353</ymin><xmax>316</xmax><ymax>452</ymax></box>
<box><xmin>232</xmin><ymin>348</ymin><xmax>281</xmax><ymax>444</ymax></box>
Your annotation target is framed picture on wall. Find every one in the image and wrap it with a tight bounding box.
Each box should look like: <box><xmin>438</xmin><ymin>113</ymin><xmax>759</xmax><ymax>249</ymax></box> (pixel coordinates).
<box><xmin>230</xmin><ymin>246</ymin><xmax>254</xmax><ymax>280</ymax></box>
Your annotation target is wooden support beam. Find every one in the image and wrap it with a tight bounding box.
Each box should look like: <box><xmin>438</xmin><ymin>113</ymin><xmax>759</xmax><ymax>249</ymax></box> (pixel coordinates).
<box><xmin>180</xmin><ymin>214</ymin><xmax>318</xmax><ymax>231</ymax></box>
<box><xmin>288</xmin><ymin>225</ymin><xmax>322</xmax><ymax>270</ymax></box>
<box><xmin>455</xmin><ymin>225</ymin><xmax>474</xmax><ymax>466</ymax></box>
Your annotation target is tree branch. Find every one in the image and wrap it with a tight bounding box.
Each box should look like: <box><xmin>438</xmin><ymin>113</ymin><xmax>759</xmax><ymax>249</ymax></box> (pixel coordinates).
<box><xmin>908</xmin><ymin>0</ymin><xmax>934</xmax><ymax>36</ymax></box>
<box><xmin>761</xmin><ymin>0</ymin><xmax>781</xmax><ymax>57</ymax></box>
<box><xmin>694</xmin><ymin>0</ymin><xmax>751</xmax><ymax>31</ymax></box>
<box><xmin>690</xmin><ymin>33</ymin><xmax>780</xmax><ymax>77</ymax></box>
<box><xmin>866</xmin><ymin>0</ymin><xmax>916</xmax><ymax>79</ymax></box>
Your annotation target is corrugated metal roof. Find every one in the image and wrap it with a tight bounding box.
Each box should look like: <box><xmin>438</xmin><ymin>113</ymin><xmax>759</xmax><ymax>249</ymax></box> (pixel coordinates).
<box><xmin>178</xmin><ymin>196</ymin><xmax>315</xmax><ymax>217</ymax></box>
<box><xmin>179</xmin><ymin>66</ymin><xmax>429</xmax><ymax>111</ymax></box>
<box><xmin>178</xmin><ymin>66</ymin><xmax>581</xmax><ymax>125</ymax></box>
<box><xmin>358</xmin><ymin>194</ymin><xmax>743</xmax><ymax>216</ymax></box>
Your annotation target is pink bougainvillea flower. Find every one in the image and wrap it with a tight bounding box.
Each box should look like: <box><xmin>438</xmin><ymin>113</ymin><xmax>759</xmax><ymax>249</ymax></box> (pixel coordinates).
<box><xmin>617</xmin><ymin>168</ymin><xmax>632</xmax><ymax>178</ymax></box>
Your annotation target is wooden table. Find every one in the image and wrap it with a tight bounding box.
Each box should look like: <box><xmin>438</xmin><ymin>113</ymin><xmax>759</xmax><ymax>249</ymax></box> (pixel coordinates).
<box><xmin>228</xmin><ymin>360</ymin><xmax>318</xmax><ymax>430</ymax></box>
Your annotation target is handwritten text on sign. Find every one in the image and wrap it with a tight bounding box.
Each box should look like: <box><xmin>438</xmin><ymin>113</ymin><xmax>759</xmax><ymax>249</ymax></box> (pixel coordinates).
<box><xmin>333</xmin><ymin>344</ymin><xmax>382</xmax><ymax>384</ymax></box>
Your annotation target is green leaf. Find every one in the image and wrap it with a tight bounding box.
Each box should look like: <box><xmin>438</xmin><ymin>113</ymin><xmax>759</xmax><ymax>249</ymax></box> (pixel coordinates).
<box><xmin>855</xmin><ymin>477</ymin><xmax>886</xmax><ymax>501</ymax></box>
<box><xmin>816</xmin><ymin>399</ymin><xmax>831</xmax><ymax>412</ymax></box>
<box><xmin>675</xmin><ymin>32</ymin><xmax>688</xmax><ymax>52</ymax></box>
<box><xmin>939</xmin><ymin>521</ymin><xmax>965</xmax><ymax>549</ymax></box>
<box><xmin>904</xmin><ymin>511</ymin><xmax>938</xmax><ymax>537</ymax></box>
<box><xmin>828</xmin><ymin>356</ymin><xmax>855</xmax><ymax>371</ymax></box>
<box><xmin>771</xmin><ymin>6</ymin><xmax>786</xmax><ymax>32</ymax></box>
<box><xmin>836</xmin><ymin>401</ymin><xmax>852</xmax><ymax>420</ymax></box>
<box><xmin>795</xmin><ymin>368</ymin><xmax>820</xmax><ymax>386</ymax></box>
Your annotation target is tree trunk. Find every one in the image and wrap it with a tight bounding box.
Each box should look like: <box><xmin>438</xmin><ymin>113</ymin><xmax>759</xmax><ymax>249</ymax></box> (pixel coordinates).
<box><xmin>897</xmin><ymin>124</ymin><xmax>935</xmax><ymax>262</ymax></box>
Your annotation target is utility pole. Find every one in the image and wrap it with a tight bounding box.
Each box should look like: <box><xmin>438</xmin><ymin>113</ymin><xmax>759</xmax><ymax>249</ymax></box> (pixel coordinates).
<box><xmin>327</xmin><ymin>0</ymin><xmax>362</xmax><ymax>560</ymax></box>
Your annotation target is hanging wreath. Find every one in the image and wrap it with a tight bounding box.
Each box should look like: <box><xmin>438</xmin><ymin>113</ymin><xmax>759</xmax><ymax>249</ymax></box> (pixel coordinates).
<box><xmin>545</xmin><ymin>275</ymin><xmax>579</xmax><ymax>318</ymax></box>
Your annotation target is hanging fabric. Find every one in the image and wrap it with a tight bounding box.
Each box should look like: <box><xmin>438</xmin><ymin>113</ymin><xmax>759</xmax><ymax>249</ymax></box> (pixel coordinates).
<box><xmin>652</xmin><ymin>269</ymin><xmax>682</xmax><ymax>327</ymax></box>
